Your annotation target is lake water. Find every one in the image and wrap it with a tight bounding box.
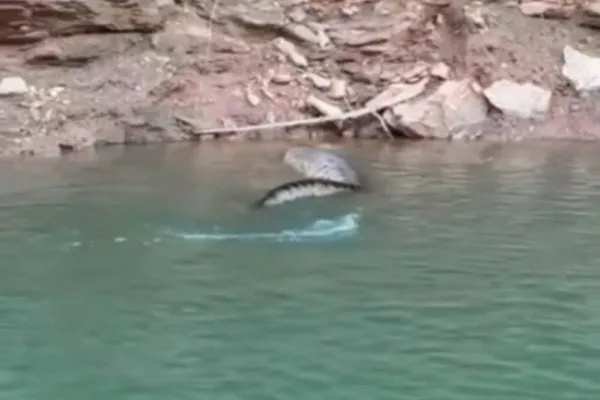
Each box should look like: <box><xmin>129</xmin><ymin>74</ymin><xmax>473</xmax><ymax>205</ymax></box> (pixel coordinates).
<box><xmin>1</xmin><ymin>141</ymin><xmax>600</xmax><ymax>399</ymax></box>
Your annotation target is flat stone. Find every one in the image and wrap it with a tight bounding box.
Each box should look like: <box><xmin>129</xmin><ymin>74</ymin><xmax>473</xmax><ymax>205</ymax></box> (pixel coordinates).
<box><xmin>366</xmin><ymin>78</ymin><xmax>430</xmax><ymax>110</ymax></box>
<box><xmin>0</xmin><ymin>76</ymin><xmax>28</xmax><ymax>96</ymax></box>
<box><xmin>519</xmin><ymin>0</ymin><xmax>576</xmax><ymax>18</ymax></box>
<box><xmin>305</xmin><ymin>73</ymin><xmax>331</xmax><ymax>90</ymax></box>
<box><xmin>282</xmin><ymin>23</ymin><xmax>321</xmax><ymax>45</ymax></box>
<box><xmin>271</xmin><ymin>73</ymin><xmax>293</xmax><ymax>84</ymax></box>
<box><xmin>561</xmin><ymin>45</ymin><xmax>600</xmax><ymax>91</ymax></box>
<box><xmin>329</xmin><ymin>28</ymin><xmax>390</xmax><ymax>47</ymax></box>
<box><xmin>483</xmin><ymin>79</ymin><xmax>552</xmax><ymax>119</ymax></box>
<box><xmin>274</xmin><ymin>37</ymin><xmax>308</xmax><ymax>67</ymax></box>
<box><xmin>230</xmin><ymin>3</ymin><xmax>287</xmax><ymax>29</ymax></box>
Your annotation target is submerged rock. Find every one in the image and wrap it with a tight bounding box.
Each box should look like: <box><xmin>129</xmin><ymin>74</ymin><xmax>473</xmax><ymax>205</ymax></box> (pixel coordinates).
<box><xmin>561</xmin><ymin>45</ymin><xmax>600</xmax><ymax>91</ymax></box>
<box><xmin>483</xmin><ymin>79</ymin><xmax>552</xmax><ymax>119</ymax></box>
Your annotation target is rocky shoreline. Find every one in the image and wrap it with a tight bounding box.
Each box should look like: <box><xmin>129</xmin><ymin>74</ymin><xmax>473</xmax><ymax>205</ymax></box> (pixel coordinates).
<box><xmin>1</xmin><ymin>0</ymin><xmax>600</xmax><ymax>158</ymax></box>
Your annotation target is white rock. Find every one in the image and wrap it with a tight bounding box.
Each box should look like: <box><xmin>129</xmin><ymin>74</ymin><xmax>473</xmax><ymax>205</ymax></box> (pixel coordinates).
<box><xmin>274</xmin><ymin>37</ymin><xmax>308</xmax><ymax>68</ymax></box>
<box><xmin>584</xmin><ymin>1</ymin><xmax>600</xmax><ymax>16</ymax></box>
<box><xmin>0</xmin><ymin>76</ymin><xmax>28</xmax><ymax>96</ymax></box>
<box><xmin>562</xmin><ymin>45</ymin><xmax>600</xmax><ymax>92</ymax></box>
<box><xmin>366</xmin><ymin>77</ymin><xmax>430</xmax><ymax>110</ymax></box>
<box><xmin>329</xmin><ymin>78</ymin><xmax>347</xmax><ymax>99</ymax></box>
<box><xmin>283</xmin><ymin>23</ymin><xmax>321</xmax><ymax>45</ymax></box>
<box><xmin>430</xmin><ymin>62</ymin><xmax>451</xmax><ymax>79</ymax></box>
<box><xmin>483</xmin><ymin>79</ymin><xmax>551</xmax><ymax>119</ymax></box>
<box><xmin>519</xmin><ymin>1</ymin><xmax>555</xmax><ymax>16</ymax></box>
<box><xmin>385</xmin><ymin>79</ymin><xmax>488</xmax><ymax>139</ymax></box>
<box><xmin>305</xmin><ymin>73</ymin><xmax>331</xmax><ymax>90</ymax></box>
<box><xmin>271</xmin><ymin>73</ymin><xmax>293</xmax><ymax>84</ymax></box>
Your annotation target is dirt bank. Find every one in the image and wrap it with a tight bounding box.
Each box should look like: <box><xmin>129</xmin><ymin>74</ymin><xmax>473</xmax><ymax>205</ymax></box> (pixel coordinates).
<box><xmin>2</xmin><ymin>0</ymin><xmax>600</xmax><ymax>158</ymax></box>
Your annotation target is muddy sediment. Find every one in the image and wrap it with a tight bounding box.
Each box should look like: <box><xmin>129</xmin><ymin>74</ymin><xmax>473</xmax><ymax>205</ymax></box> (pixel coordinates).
<box><xmin>2</xmin><ymin>0</ymin><xmax>600</xmax><ymax>159</ymax></box>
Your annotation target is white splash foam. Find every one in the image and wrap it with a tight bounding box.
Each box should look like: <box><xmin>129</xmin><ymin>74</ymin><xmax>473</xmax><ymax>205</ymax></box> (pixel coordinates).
<box><xmin>163</xmin><ymin>212</ymin><xmax>361</xmax><ymax>243</ymax></box>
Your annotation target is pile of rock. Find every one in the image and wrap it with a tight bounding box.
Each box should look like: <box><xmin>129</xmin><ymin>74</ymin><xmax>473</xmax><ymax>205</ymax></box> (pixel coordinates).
<box><xmin>2</xmin><ymin>0</ymin><xmax>600</xmax><ymax>158</ymax></box>
<box><xmin>256</xmin><ymin>34</ymin><xmax>600</xmax><ymax>141</ymax></box>
<box><xmin>519</xmin><ymin>0</ymin><xmax>600</xmax><ymax>28</ymax></box>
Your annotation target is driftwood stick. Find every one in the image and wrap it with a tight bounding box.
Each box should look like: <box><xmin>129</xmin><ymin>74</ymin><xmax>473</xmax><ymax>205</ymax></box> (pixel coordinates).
<box><xmin>174</xmin><ymin>83</ymin><xmax>429</xmax><ymax>136</ymax></box>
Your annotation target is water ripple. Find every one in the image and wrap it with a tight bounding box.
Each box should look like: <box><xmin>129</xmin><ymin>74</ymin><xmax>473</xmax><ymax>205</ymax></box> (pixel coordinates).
<box><xmin>1</xmin><ymin>143</ymin><xmax>600</xmax><ymax>398</ymax></box>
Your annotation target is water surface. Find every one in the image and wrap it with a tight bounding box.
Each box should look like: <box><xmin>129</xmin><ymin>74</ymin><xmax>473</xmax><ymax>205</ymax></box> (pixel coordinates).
<box><xmin>1</xmin><ymin>141</ymin><xmax>600</xmax><ymax>399</ymax></box>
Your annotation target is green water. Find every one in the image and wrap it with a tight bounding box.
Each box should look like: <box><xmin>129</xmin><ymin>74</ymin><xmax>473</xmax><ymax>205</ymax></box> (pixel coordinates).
<box><xmin>1</xmin><ymin>141</ymin><xmax>600</xmax><ymax>399</ymax></box>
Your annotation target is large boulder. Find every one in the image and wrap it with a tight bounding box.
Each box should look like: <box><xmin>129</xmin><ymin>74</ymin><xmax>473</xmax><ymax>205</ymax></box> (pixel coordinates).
<box><xmin>0</xmin><ymin>0</ymin><xmax>166</xmax><ymax>44</ymax></box>
<box><xmin>383</xmin><ymin>79</ymin><xmax>489</xmax><ymax>140</ymax></box>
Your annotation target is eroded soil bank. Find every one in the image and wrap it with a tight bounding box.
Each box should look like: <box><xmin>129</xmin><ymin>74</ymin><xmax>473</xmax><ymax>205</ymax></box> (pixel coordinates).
<box><xmin>2</xmin><ymin>0</ymin><xmax>600</xmax><ymax>159</ymax></box>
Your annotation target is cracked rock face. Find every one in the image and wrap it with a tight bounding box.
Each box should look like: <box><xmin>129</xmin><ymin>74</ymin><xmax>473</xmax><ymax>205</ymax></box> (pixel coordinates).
<box><xmin>0</xmin><ymin>0</ymin><xmax>166</xmax><ymax>44</ymax></box>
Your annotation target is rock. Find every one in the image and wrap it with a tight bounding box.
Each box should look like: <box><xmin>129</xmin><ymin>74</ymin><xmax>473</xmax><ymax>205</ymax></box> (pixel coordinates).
<box><xmin>57</xmin><ymin>123</ymin><xmax>96</xmax><ymax>152</ymax></box>
<box><xmin>483</xmin><ymin>80</ymin><xmax>552</xmax><ymax>119</ymax></box>
<box><xmin>0</xmin><ymin>0</ymin><xmax>165</xmax><ymax>44</ymax></box>
<box><xmin>384</xmin><ymin>79</ymin><xmax>488</xmax><ymax>139</ymax></box>
<box><xmin>245</xmin><ymin>84</ymin><xmax>261</xmax><ymax>106</ymax></box>
<box><xmin>577</xmin><ymin>1</ymin><xmax>600</xmax><ymax>29</ymax></box>
<box><xmin>151</xmin><ymin>12</ymin><xmax>250</xmax><ymax>55</ymax></box>
<box><xmin>229</xmin><ymin>2</ymin><xmax>287</xmax><ymax>29</ymax></box>
<box><xmin>95</xmin><ymin>119</ymin><xmax>126</xmax><ymax>145</ymax></box>
<box><xmin>274</xmin><ymin>37</ymin><xmax>308</xmax><ymax>68</ymax></box>
<box><xmin>329</xmin><ymin>28</ymin><xmax>389</xmax><ymax>47</ymax></box>
<box><xmin>366</xmin><ymin>78</ymin><xmax>430</xmax><ymax>110</ymax></box>
<box><xmin>464</xmin><ymin>3</ymin><xmax>488</xmax><ymax>30</ymax></box>
<box><xmin>305</xmin><ymin>95</ymin><xmax>343</xmax><ymax>118</ymax></box>
<box><xmin>287</xmin><ymin>7</ymin><xmax>307</xmax><ymax>23</ymax></box>
<box><xmin>354</xmin><ymin>120</ymin><xmax>385</xmax><ymax>139</ymax></box>
<box><xmin>402</xmin><ymin>63</ymin><xmax>430</xmax><ymax>83</ymax></box>
<box><xmin>0</xmin><ymin>76</ymin><xmax>28</xmax><ymax>96</ymax></box>
<box><xmin>282</xmin><ymin>23</ymin><xmax>322</xmax><ymax>46</ymax></box>
<box><xmin>430</xmin><ymin>62</ymin><xmax>451</xmax><ymax>79</ymax></box>
<box><xmin>519</xmin><ymin>0</ymin><xmax>576</xmax><ymax>19</ymax></box>
<box><xmin>271</xmin><ymin>73</ymin><xmax>294</xmax><ymax>84</ymax></box>
<box><xmin>25</xmin><ymin>34</ymin><xmax>136</xmax><ymax>66</ymax></box>
<box><xmin>122</xmin><ymin>106</ymin><xmax>187</xmax><ymax>144</ymax></box>
<box><xmin>584</xmin><ymin>0</ymin><xmax>600</xmax><ymax>14</ymax></box>
<box><xmin>561</xmin><ymin>45</ymin><xmax>600</xmax><ymax>91</ymax></box>
<box><xmin>305</xmin><ymin>73</ymin><xmax>331</xmax><ymax>90</ymax></box>
<box><xmin>329</xmin><ymin>78</ymin><xmax>347</xmax><ymax>100</ymax></box>
<box><xmin>17</xmin><ymin>136</ymin><xmax>69</xmax><ymax>158</ymax></box>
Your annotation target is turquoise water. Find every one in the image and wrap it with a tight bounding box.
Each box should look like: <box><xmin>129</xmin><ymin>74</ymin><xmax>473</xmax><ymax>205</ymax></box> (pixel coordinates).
<box><xmin>1</xmin><ymin>141</ymin><xmax>600</xmax><ymax>399</ymax></box>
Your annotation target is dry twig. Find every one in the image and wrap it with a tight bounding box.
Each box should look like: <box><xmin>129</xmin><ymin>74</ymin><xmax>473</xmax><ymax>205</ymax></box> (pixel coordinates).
<box><xmin>174</xmin><ymin>84</ymin><xmax>428</xmax><ymax>138</ymax></box>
